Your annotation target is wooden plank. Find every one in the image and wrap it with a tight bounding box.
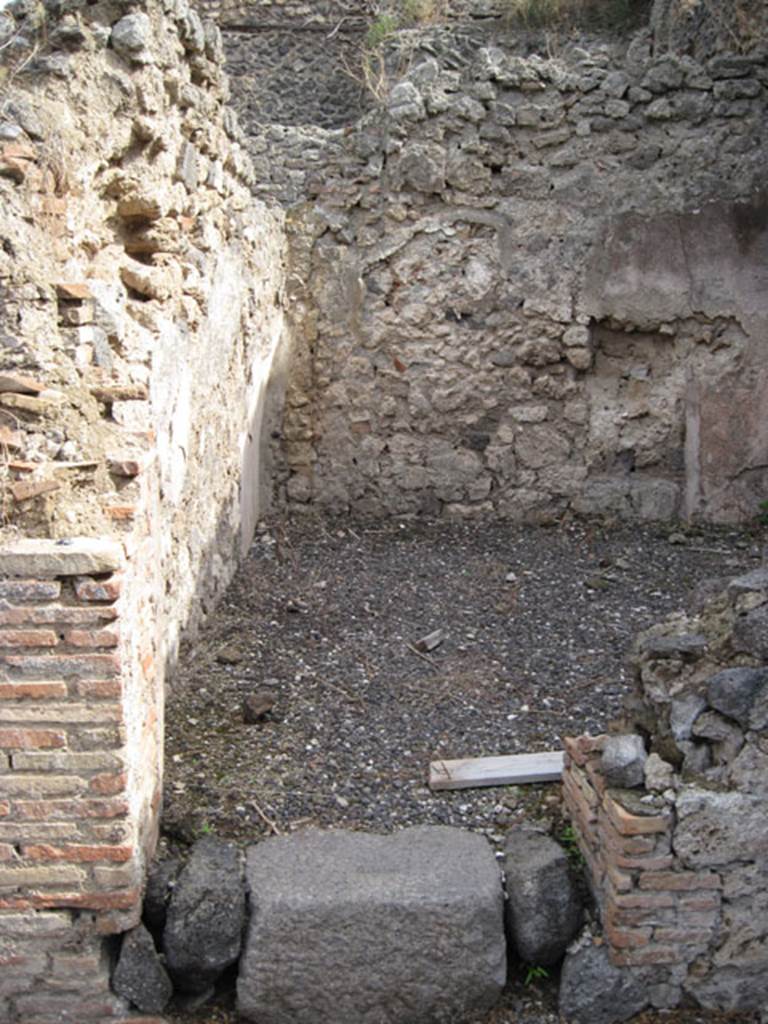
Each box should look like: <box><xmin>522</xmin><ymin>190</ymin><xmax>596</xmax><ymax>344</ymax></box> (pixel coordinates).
<box><xmin>429</xmin><ymin>751</ymin><xmax>564</xmax><ymax>791</ymax></box>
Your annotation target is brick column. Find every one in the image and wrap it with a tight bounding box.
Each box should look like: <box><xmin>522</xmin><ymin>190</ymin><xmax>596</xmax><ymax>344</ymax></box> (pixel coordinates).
<box><xmin>0</xmin><ymin>538</ymin><xmax>163</xmax><ymax>1023</ymax></box>
<box><xmin>563</xmin><ymin>736</ymin><xmax>722</xmax><ymax>976</ymax></box>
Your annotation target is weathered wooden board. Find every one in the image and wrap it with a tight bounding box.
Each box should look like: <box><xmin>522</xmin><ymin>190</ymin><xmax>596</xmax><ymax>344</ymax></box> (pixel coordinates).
<box><xmin>429</xmin><ymin>751</ymin><xmax>564</xmax><ymax>791</ymax></box>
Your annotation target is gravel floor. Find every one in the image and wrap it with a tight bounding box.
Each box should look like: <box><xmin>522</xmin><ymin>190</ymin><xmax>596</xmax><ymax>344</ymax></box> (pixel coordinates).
<box><xmin>162</xmin><ymin>514</ymin><xmax>764</xmax><ymax>1024</ymax></box>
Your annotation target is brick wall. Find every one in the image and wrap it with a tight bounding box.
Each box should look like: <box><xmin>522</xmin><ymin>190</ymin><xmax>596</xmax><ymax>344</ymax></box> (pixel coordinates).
<box><xmin>0</xmin><ymin>530</ymin><xmax>164</xmax><ymax>1021</ymax></box>
<box><xmin>563</xmin><ymin>736</ymin><xmax>720</xmax><ymax>974</ymax></box>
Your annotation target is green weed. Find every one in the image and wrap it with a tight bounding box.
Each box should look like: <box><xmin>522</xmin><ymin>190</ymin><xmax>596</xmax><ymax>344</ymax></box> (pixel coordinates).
<box><xmin>524</xmin><ymin>964</ymin><xmax>550</xmax><ymax>985</ymax></box>
<box><xmin>559</xmin><ymin>824</ymin><xmax>585</xmax><ymax>867</ymax></box>
<box><xmin>364</xmin><ymin>14</ymin><xmax>400</xmax><ymax>50</ymax></box>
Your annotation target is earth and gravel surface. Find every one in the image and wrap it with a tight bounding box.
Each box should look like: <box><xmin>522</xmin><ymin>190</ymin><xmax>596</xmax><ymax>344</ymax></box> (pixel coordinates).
<box><xmin>162</xmin><ymin>514</ymin><xmax>765</xmax><ymax>1024</ymax></box>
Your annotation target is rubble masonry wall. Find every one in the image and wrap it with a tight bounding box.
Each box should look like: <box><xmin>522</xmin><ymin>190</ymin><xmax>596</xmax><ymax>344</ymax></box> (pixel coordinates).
<box><xmin>236</xmin><ymin>21</ymin><xmax>768</xmax><ymax>523</ymax></box>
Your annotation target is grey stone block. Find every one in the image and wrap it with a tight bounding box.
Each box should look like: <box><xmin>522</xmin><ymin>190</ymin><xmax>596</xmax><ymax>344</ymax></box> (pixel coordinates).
<box><xmin>670</xmin><ymin>694</ymin><xmax>707</xmax><ymax>742</ymax></box>
<box><xmin>559</xmin><ymin>943</ymin><xmax>649</xmax><ymax>1024</ymax></box>
<box><xmin>164</xmin><ymin>836</ymin><xmax>245</xmax><ymax>994</ymax></box>
<box><xmin>112</xmin><ymin>923</ymin><xmax>172</xmax><ymax>1013</ymax></box>
<box><xmin>110</xmin><ymin>13</ymin><xmax>152</xmax><ymax>62</ymax></box>
<box><xmin>142</xmin><ymin>857</ymin><xmax>181</xmax><ymax>942</ymax></box>
<box><xmin>601</xmin><ymin>734</ymin><xmax>647</xmax><ymax>789</ymax></box>
<box><xmin>238</xmin><ymin>826</ymin><xmax>506</xmax><ymax>1024</ymax></box>
<box><xmin>503</xmin><ymin>827</ymin><xmax>583</xmax><ymax>966</ymax></box>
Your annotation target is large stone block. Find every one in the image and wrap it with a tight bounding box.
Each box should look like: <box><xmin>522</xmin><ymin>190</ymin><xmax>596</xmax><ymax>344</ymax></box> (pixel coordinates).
<box><xmin>559</xmin><ymin>943</ymin><xmax>649</xmax><ymax>1024</ymax></box>
<box><xmin>238</xmin><ymin>826</ymin><xmax>506</xmax><ymax>1024</ymax></box>
<box><xmin>164</xmin><ymin>836</ymin><xmax>245</xmax><ymax>994</ymax></box>
<box><xmin>503</xmin><ymin>827</ymin><xmax>583</xmax><ymax>966</ymax></box>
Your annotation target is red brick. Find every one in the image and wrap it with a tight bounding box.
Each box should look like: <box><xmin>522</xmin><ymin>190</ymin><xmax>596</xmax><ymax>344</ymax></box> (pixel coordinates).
<box><xmin>13</xmin><ymin>798</ymin><xmax>129</xmax><ymax>820</ymax></box>
<box><xmin>0</xmin><ymin>628</ymin><xmax>58</xmax><ymax>647</ymax></box>
<box><xmin>0</xmin><ymin>952</ymin><xmax>47</xmax><ymax>969</ymax></box>
<box><xmin>3</xmin><ymin>653</ymin><xmax>121</xmax><ymax>677</ymax></box>
<box><xmin>75</xmin><ymin>679</ymin><xmax>121</xmax><ymax>699</ymax></box>
<box><xmin>0</xmin><ymin>581</ymin><xmax>61</xmax><ymax>602</ymax></box>
<box><xmin>680</xmin><ymin>894</ymin><xmax>721</xmax><ymax>912</ymax></box>
<box><xmin>0</xmin><ymin>605</ymin><xmax>117</xmax><ymax>626</ymax></box>
<box><xmin>0</xmin><ymin>425</ymin><xmax>23</xmax><ymax>450</ymax></box>
<box><xmin>562</xmin><ymin>769</ymin><xmax>598</xmax><ymax>824</ymax></box>
<box><xmin>0</xmin><ymin>962</ymin><xmax>49</xmax><ymax>996</ymax></box>
<box><xmin>0</xmin><ymin>822</ymin><xmax>80</xmax><ymax>842</ymax></box>
<box><xmin>49</xmin><ymin>949</ymin><xmax>105</xmax><ymax>976</ymax></box>
<box><xmin>585</xmin><ymin>762</ymin><xmax>608</xmax><ymax>797</ymax></box>
<box><xmin>27</xmin><ymin>886</ymin><xmax>140</xmax><ymax>910</ymax></box>
<box><xmin>601</xmin><ymin>827</ymin><xmax>658</xmax><ymax>857</ymax></box>
<box><xmin>605</xmin><ymin>863</ymin><xmax>634</xmax><ymax>892</ymax></box>
<box><xmin>70</xmin><ymin>725</ymin><xmax>125</xmax><ymax>751</ymax></box>
<box><xmin>0</xmin><ymin>863</ymin><xmax>85</xmax><ymax>887</ymax></box>
<box><xmin>608</xmin><ymin>888</ymin><xmax>677</xmax><ymax>910</ymax></box>
<box><xmin>0</xmin><ymin>728</ymin><xmax>66</xmax><ymax>749</ymax></box>
<box><xmin>604</xmin><ymin>922</ymin><xmax>652</xmax><ymax>948</ymax></box>
<box><xmin>22</xmin><ymin>844</ymin><xmax>133</xmax><ymax>863</ymax></box>
<box><xmin>0</xmin><ymin>910</ymin><xmax>73</xmax><ymax>935</ymax></box>
<box><xmin>638</xmin><ymin>870</ymin><xmax>723</xmax><ymax>892</ymax></box>
<box><xmin>614</xmin><ymin>853</ymin><xmax>675</xmax><ymax>872</ymax></box>
<box><xmin>603</xmin><ymin>794</ymin><xmax>671</xmax><ymax>836</ymax></box>
<box><xmin>0</xmin><ymin>681</ymin><xmax>68</xmax><ymax>700</ymax></box>
<box><xmin>1</xmin><ymin>702</ymin><xmax>122</xmax><ymax>723</ymax></box>
<box><xmin>73</xmin><ymin>576</ymin><xmax>122</xmax><ymax>602</ymax></box>
<box><xmin>89</xmin><ymin>771</ymin><xmax>126</xmax><ymax>795</ymax></box>
<box><xmin>10</xmin><ymin>479</ymin><xmax>60</xmax><ymax>503</ymax></box>
<box><xmin>65</xmin><ymin>628</ymin><xmax>119</xmax><ymax>649</ymax></box>
<box><xmin>10</xmin><ymin>750</ymin><xmax>122</xmax><ymax>772</ymax></box>
<box><xmin>0</xmin><ymin>843</ymin><xmax>15</xmax><ymax>861</ymax></box>
<box><xmin>563</xmin><ymin>734</ymin><xmax>607</xmax><ymax>766</ymax></box>
<box><xmin>93</xmin><ymin>861</ymin><xmax>141</xmax><ymax>889</ymax></box>
<box><xmin>0</xmin><ymin>895</ymin><xmax>32</xmax><ymax>909</ymax></box>
<box><xmin>14</xmin><ymin>993</ymin><xmax>127</xmax><ymax>1018</ymax></box>
<box><xmin>103</xmin><ymin>504</ymin><xmax>136</xmax><ymax>520</ymax></box>
<box><xmin>604</xmin><ymin>903</ymin><xmax>676</xmax><ymax>929</ymax></box>
<box><xmin>685</xmin><ymin>911</ymin><xmax>720</xmax><ymax>929</ymax></box>
<box><xmin>580</xmin><ymin>840</ymin><xmax>605</xmax><ymax>890</ymax></box>
<box><xmin>87</xmin><ymin>821</ymin><xmax>133</xmax><ymax>844</ymax></box>
<box><xmin>55</xmin><ymin>282</ymin><xmax>93</xmax><ymax>300</ymax></box>
<box><xmin>0</xmin><ymin>801</ymin><xmax>9</xmax><ymax>815</ymax></box>
<box><xmin>2</xmin><ymin>774</ymin><xmax>83</xmax><ymax>797</ymax></box>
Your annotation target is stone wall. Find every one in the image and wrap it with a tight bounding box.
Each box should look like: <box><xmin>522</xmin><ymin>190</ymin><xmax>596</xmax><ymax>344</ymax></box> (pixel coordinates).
<box><xmin>194</xmin><ymin>1</ymin><xmax>525</xmax><ymax>131</ymax></box>
<box><xmin>261</xmin><ymin>37</ymin><xmax>768</xmax><ymax>522</ymax></box>
<box><xmin>0</xmin><ymin>0</ymin><xmax>289</xmax><ymax>1018</ymax></box>
<box><xmin>193</xmin><ymin>0</ymin><xmax>369</xmax><ymax>128</ymax></box>
<box><xmin>561</xmin><ymin>563</ymin><xmax>768</xmax><ymax>1014</ymax></box>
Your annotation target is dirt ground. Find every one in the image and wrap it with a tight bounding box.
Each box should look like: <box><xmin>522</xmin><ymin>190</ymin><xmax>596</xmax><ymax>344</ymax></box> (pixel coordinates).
<box><xmin>162</xmin><ymin>513</ymin><xmax>765</xmax><ymax>1024</ymax></box>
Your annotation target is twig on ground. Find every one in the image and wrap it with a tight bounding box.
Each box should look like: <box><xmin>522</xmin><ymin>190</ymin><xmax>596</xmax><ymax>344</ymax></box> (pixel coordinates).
<box><xmin>250</xmin><ymin>800</ymin><xmax>283</xmax><ymax>836</ymax></box>
<box><xmin>407</xmin><ymin>642</ymin><xmax>439</xmax><ymax>671</ymax></box>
